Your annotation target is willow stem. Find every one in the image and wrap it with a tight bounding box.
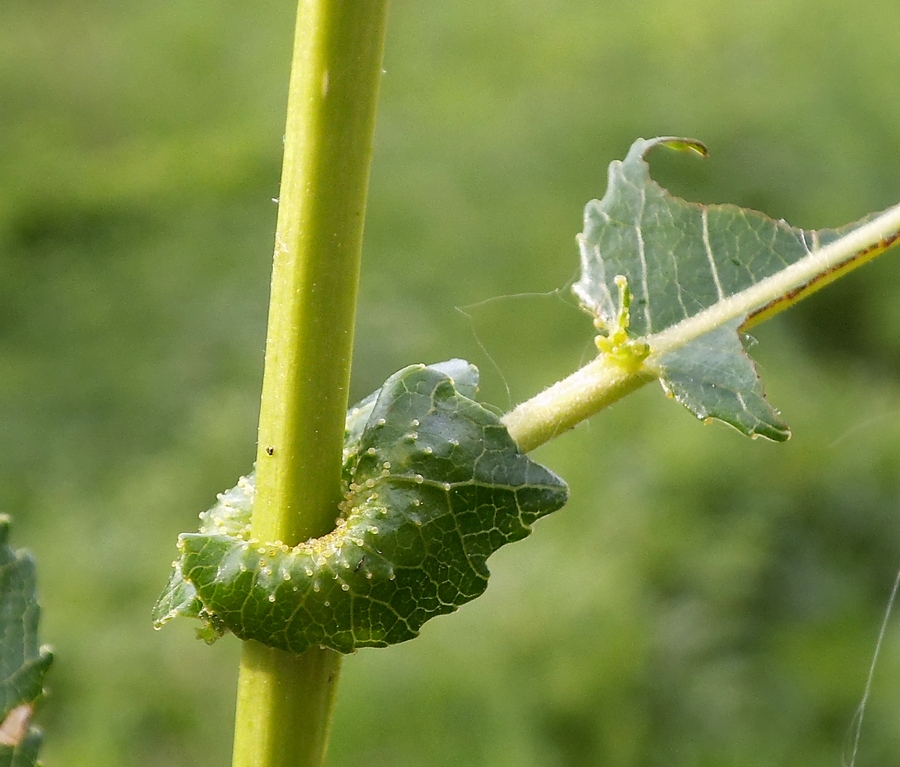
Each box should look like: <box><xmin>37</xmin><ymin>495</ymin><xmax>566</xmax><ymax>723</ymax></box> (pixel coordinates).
<box><xmin>230</xmin><ymin>3</ymin><xmax>389</xmax><ymax>767</ymax></box>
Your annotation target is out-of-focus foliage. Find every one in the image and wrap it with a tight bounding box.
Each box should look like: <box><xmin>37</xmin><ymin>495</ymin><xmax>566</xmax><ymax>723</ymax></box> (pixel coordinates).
<box><xmin>2</xmin><ymin>0</ymin><xmax>900</xmax><ymax>765</ymax></box>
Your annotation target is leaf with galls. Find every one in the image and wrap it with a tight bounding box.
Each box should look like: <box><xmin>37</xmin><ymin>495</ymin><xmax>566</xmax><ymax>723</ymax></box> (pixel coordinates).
<box><xmin>153</xmin><ymin>361</ymin><xmax>568</xmax><ymax>654</ymax></box>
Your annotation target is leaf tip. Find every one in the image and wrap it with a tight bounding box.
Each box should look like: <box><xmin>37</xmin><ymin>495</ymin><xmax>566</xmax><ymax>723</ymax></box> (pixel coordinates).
<box><xmin>663</xmin><ymin>137</ymin><xmax>708</xmax><ymax>157</ymax></box>
<box><xmin>758</xmin><ymin>424</ymin><xmax>792</xmax><ymax>443</ymax></box>
<box><xmin>636</xmin><ymin>136</ymin><xmax>709</xmax><ymax>160</ymax></box>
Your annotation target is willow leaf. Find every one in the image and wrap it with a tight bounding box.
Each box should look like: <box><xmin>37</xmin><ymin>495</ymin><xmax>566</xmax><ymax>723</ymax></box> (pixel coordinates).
<box><xmin>0</xmin><ymin>517</ymin><xmax>52</xmax><ymax>767</ymax></box>
<box><xmin>573</xmin><ymin>136</ymin><xmax>900</xmax><ymax>439</ymax></box>
<box><xmin>154</xmin><ymin>361</ymin><xmax>568</xmax><ymax>654</ymax></box>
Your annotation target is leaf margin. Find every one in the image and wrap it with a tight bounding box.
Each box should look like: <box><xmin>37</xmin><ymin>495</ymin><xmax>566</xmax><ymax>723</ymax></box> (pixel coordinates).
<box><xmin>572</xmin><ymin>135</ymin><xmax>900</xmax><ymax>440</ymax></box>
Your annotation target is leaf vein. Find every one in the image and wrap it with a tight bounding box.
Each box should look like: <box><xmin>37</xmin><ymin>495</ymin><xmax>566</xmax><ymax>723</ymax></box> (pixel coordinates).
<box><xmin>636</xmin><ymin>187</ymin><xmax>652</xmax><ymax>332</ymax></box>
<box><xmin>702</xmin><ymin>207</ymin><xmax>726</xmax><ymax>301</ymax></box>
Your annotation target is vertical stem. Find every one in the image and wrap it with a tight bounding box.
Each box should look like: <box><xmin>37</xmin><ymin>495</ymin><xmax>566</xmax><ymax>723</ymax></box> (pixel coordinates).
<box><xmin>231</xmin><ymin>3</ymin><xmax>388</xmax><ymax>767</ymax></box>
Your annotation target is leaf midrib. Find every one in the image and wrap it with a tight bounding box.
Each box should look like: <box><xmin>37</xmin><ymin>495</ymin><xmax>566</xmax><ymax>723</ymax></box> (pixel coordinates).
<box><xmin>644</xmin><ymin>201</ymin><xmax>900</xmax><ymax>365</ymax></box>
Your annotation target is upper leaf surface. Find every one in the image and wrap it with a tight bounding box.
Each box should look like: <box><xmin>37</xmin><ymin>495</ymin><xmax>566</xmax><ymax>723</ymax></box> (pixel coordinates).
<box><xmin>573</xmin><ymin>136</ymin><xmax>898</xmax><ymax>439</ymax></box>
<box><xmin>154</xmin><ymin>361</ymin><xmax>568</xmax><ymax>654</ymax></box>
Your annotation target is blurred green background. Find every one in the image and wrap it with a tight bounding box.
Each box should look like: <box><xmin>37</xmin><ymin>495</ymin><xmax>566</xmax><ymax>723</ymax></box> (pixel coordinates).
<box><xmin>3</xmin><ymin>0</ymin><xmax>900</xmax><ymax>765</ymax></box>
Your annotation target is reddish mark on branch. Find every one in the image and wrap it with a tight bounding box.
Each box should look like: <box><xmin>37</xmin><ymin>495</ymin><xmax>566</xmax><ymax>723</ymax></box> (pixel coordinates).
<box><xmin>0</xmin><ymin>704</ymin><xmax>32</xmax><ymax>746</ymax></box>
<box><xmin>745</xmin><ymin>231</ymin><xmax>900</xmax><ymax>329</ymax></box>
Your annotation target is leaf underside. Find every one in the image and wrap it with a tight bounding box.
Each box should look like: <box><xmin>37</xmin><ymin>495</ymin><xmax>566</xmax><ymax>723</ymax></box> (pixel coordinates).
<box><xmin>573</xmin><ymin>136</ymin><xmax>890</xmax><ymax>440</ymax></box>
<box><xmin>0</xmin><ymin>517</ymin><xmax>52</xmax><ymax>767</ymax></box>
<box><xmin>154</xmin><ymin>361</ymin><xmax>568</xmax><ymax>654</ymax></box>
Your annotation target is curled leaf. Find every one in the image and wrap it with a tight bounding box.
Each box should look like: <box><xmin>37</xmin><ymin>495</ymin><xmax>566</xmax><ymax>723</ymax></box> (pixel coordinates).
<box><xmin>154</xmin><ymin>361</ymin><xmax>568</xmax><ymax>654</ymax></box>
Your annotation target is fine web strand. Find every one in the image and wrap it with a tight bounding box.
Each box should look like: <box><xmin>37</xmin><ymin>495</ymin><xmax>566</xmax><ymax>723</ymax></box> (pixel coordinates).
<box><xmin>844</xmin><ymin>564</ymin><xmax>900</xmax><ymax>767</ymax></box>
<box><xmin>456</xmin><ymin>283</ymin><xmax>577</xmax><ymax>412</ymax></box>
<box><xmin>827</xmin><ymin>407</ymin><xmax>900</xmax><ymax>449</ymax></box>
<box><xmin>455</xmin><ymin>304</ymin><xmax>512</xmax><ymax>410</ymax></box>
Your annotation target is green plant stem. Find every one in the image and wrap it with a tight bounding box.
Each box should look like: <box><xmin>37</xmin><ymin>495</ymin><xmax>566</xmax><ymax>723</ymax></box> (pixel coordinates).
<box><xmin>231</xmin><ymin>3</ymin><xmax>388</xmax><ymax>767</ymax></box>
<box><xmin>234</xmin><ymin>644</ymin><xmax>342</xmax><ymax>767</ymax></box>
<box><xmin>502</xmin><ymin>358</ymin><xmax>654</xmax><ymax>453</ymax></box>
